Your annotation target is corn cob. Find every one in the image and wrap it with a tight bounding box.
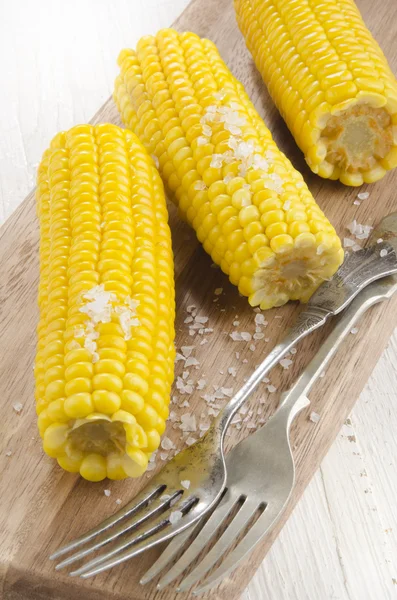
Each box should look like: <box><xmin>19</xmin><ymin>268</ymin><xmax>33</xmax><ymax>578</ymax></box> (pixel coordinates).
<box><xmin>114</xmin><ymin>29</ymin><xmax>343</xmax><ymax>310</ymax></box>
<box><xmin>35</xmin><ymin>123</ymin><xmax>175</xmax><ymax>481</ymax></box>
<box><xmin>234</xmin><ymin>0</ymin><xmax>397</xmax><ymax>186</ymax></box>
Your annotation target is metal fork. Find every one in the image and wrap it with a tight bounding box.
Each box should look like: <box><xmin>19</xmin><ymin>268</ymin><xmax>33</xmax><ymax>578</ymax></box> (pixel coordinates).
<box><xmin>50</xmin><ymin>214</ymin><xmax>397</xmax><ymax>578</ymax></box>
<box><xmin>142</xmin><ymin>270</ymin><xmax>397</xmax><ymax>594</ymax></box>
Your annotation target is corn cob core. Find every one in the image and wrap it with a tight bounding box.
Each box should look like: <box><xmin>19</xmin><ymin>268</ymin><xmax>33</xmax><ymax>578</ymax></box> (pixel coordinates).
<box><xmin>234</xmin><ymin>0</ymin><xmax>397</xmax><ymax>186</ymax></box>
<box><xmin>114</xmin><ymin>29</ymin><xmax>343</xmax><ymax>309</ymax></box>
<box><xmin>35</xmin><ymin>124</ymin><xmax>175</xmax><ymax>481</ymax></box>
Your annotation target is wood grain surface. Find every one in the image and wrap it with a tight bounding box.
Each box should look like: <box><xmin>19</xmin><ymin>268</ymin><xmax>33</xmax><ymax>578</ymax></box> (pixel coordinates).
<box><xmin>1</xmin><ymin>0</ymin><xmax>397</xmax><ymax>598</ymax></box>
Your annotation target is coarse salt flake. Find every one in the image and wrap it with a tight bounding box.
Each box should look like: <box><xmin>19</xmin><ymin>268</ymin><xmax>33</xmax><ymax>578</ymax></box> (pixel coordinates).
<box><xmin>181</xmin><ymin>480</ymin><xmax>191</xmax><ymax>490</ymax></box>
<box><xmin>309</xmin><ymin>411</ymin><xmax>321</xmax><ymax>423</ymax></box>
<box><xmin>104</xmin><ymin>489</ymin><xmax>111</xmax><ymax>497</ymax></box>
<box><xmin>380</xmin><ymin>249</ymin><xmax>388</xmax><ymax>258</ymax></box>
<box><xmin>169</xmin><ymin>510</ymin><xmax>183</xmax><ymax>525</ymax></box>
<box><xmin>13</xmin><ymin>403</ymin><xmax>23</xmax><ymax>414</ymax></box>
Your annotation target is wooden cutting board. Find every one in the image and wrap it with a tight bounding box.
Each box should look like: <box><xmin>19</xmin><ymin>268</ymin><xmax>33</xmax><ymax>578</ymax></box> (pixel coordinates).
<box><xmin>1</xmin><ymin>0</ymin><xmax>397</xmax><ymax>598</ymax></box>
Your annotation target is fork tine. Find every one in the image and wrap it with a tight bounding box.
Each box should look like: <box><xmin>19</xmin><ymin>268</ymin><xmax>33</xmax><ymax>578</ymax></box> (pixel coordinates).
<box><xmin>50</xmin><ymin>482</ymin><xmax>163</xmax><ymax>560</ymax></box>
<box><xmin>73</xmin><ymin>494</ymin><xmax>200</xmax><ymax>578</ymax></box>
<box><xmin>177</xmin><ymin>498</ymin><xmax>259</xmax><ymax>593</ymax></box>
<box><xmin>139</xmin><ymin>525</ymin><xmax>196</xmax><ymax>585</ymax></box>
<box><xmin>155</xmin><ymin>490</ymin><xmax>237</xmax><ymax>590</ymax></box>
<box><xmin>55</xmin><ymin>491</ymin><xmax>182</xmax><ymax>571</ymax></box>
<box><xmin>193</xmin><ymin>502</ymin><xmax>284</xmax><ymax>595</ymax></box>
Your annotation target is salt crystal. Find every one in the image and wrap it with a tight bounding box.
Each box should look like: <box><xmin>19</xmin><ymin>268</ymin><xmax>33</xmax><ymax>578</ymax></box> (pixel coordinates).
<box><xmin>115</xmin><ymin>498</ymin><xmax>122</xmax><ymax>505</ymax></box>
<box><xmin>351</xmin><ymin>327</ymin><xmax>359</xmax><ymax>335</ymax></box>
<box><xmin>233</xmin><ymin>320</ymin><xmax>240</xmax><ymax>326</ymax></box>
<box><xmin>343</xmin><ymin>237</ymin><xmax>356</xmax><ymax>248</ymax></box>
<box><xmin>246</xmin><ymin>422</ymin><xmax>257</xmax><ymax>429</ymax></box>
<box><xmin>161</xmin><ymin>437</ymin><xmax>175</xmax><ymax>451</ymax></box>
<box><xmin>253</xmin><ymin>332</ymin><xmax>265</xmax><ymax>340</ymax></box>
<box><xmin>185</xmin><ymin>357</ymin><xmax>199</xmax><ymax>368</ymax></box>
<box><xmin>175</xmin><ymin>353</ymin><xmax>185</xmax><ymax>362</ymax></box>
<box><xmin>357</xmin><ymin>192</ymin><xmax>369</xmax><ymax>201</ymax></box>
<box><xmin>249</xmin><ymin>344</ymin><xmax>256</xmax><ymax>351</ymax></box>
<box><xmin>235</xmin><ymin>352</ymin><xmax>240</xmax><ymax>359</ymax></box>
<box><xmin>228</xmin><ymin>367</ymin><xmax>237</xmax><ymax>377</ymax></box>
<box><xmin>194</xmin><ymin>180</ymin><xmax>207</xmax><ymax>190</ymax></box>
<box><xmin>184</xmin><ymin>316</ymin><xmax>193</xmax><ymax>324</ymax></box>
<box><xmin>309</xmin><ymin>411</ymin><xmax>321</xmax><ymax>423</ymax></box>
<box><xmin>13</xmin><ymin>403</ymin><xmax>23</xmax><ymax>414</ymax></box>
<box><xmin>104</xmin><ymin>489</ymin><xmax>111</xmax><ymax>497</ymax></box>
<box><xmin>243</xmin><ymin>359</ymin><xmax>248</xmax><ymax>364</ymax></box>
<box><xmin>267</xmin><ymin>384</ymin><xmax>277</xmax><ymax>393</ymax></box>
<box><xmin>180</xmin><ymin>413</ymin><xmax>197</xmax><ymax>432</ymax></box>
<box><xmin>181</xmin><ymin>480</ymin><xmax>191</xmax><ymax>490</ymax></box>
<box><xmin>320</xmin><ymin>371</ymin><xmax>326</xmax><ymax>378</ymax></box>
<box><xmin>5</xmin><ymin>450</ymin><xmax>12</xmax><ymax>457</ymax></box>
<box><xmin>214</xmin><ymin>287</ymin><xmax>223</xmax><ymax>295</ymax></box>
<box><xmin>160</xmin><ymin>452</ymin><xmax>169</xmax><ymax>461</ymax></box>
<box><xmin>200</xmin><ymin>338</ymin><xmax>208</xmax><ymax>345</ymax></box>
<box><xmin>255</xmin><ymin>314</ymin><xmax>267</xmax><ymax>326</ymax></box>
<box><xmin>195</xmin><ymin>316</ymin><xmax>209</xmax><ymax>324</ymax></box>
<box><xmin>290</xmin><ymin>348</ymin><xmax>297</xmax><ymax>355</ymax></box>
<box><xmin>169</xmin><ymin>510</ymin><xmax>183</xmax><ymax>525</ymax></box>
<box><xmin>221</xmin><ymin>387</ymin><xmax>234</xmax><ymax>397</ymax></box>
<box><xmin>185</xmin><ymin>436</ymin><xmax>197</xmax><ymax>446</ymax></box>
<box><xmin>380</xmin><ymin>249</ymin><xmax>388</xmax><ymax>258</ymax></box>
<box><xmin>377</xmin><ymin>238</ymin><xmax>384</xmax><ymax>244</ymax></box>
<box><xmin>280</xmin><ymin>358</ymin><xmax>293</xmax><ymax>369</ymax></box>
<box><xmin>241</xmin><ymin>332</ymin><xmax>252</xmax><ymax>341</ymax></box>
<box><xmin>230</xmin><ymin>331</ymin><xmax>243</xmax><ymax>341</ymax></box>
<box><xmin>187</xmin><ymin>305</ymin><xmax>196</xmax><ymax>313</ymax></box>
<box><xmin>262</xmin><ymin>377</ymin><xmax>270</xmax><ymax>383</ymax></box>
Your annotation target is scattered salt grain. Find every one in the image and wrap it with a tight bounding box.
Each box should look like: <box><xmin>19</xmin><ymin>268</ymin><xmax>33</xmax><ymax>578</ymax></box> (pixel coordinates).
<box><xmin>185</xmin><ymin>436</ymin><xmax>197</xmax><ymax>446</ymax></box>
<box><xmin>175</xmin><ymin>353</ymin><xmax>185</xmax><ymax>362</ymax></box>
<box><xmin>253</xmin><ymin>332</ymin><xmax>265</xmax><ymax>340</ymax></box>
<box><xmin>351</xmin><ymin>327</ymin><xmax>359</xmax><ymax>335</ymax></box>
<box><xmin>241</xmin><ymin>332</ymin><xmax>252</xmax><ymax>341</ymax></box>
<box><xmin>249</xmin><ymin>344</ymin><xmax>256</xmax><ymax>352</ymax></box>
<box><xmin>309</xmin><ymin>411</ymin><xmax>321</xmax><ymax>424</ymax></box>
<box><xmin>185</xmin><ymin>357</ymin><xmax>199</xmax><ymax>368</ymax></box>
<box><xmin>180</xmin><ymin>413</ymin><xmax>197</xmax><ymax>432</ymax></box>
<box><xmin>5</xmin><ymin>450</ymin><xmax>12</xmax><ymax>457</ymax></box>
<box><xmin>230</xmin><ymin>331</ymin><xmax>243</xmax><ymax>341</ymax></box>
<box><xmin>262</xmin><ymin>377</ymin><xmax>270</xmax><ymax>383</ymax></box>
<box><xmin>280</xmin><ymin>358</ymin><xmax>293</xmax><ymax>370</ymax></box>
<box><xmin>235</xmin><ymin>352</ymin><xmax>240</xmax><ymax>359</ymax></box>
<box><xmin>320</xmin><ymin>371</ymin><xmax>326</xmax><ymax>378</ymax></box>
<box><xmin>13</xmin><ymin>403</ymin><xmax>23</xmax><ymax>414</ymax></box>
<box><xmin>233</xmin><ymin>320</ymin><xmax>240</xmax><ymax>326</ymax></box>
<box><xmin>380</xmin><ymin>249</ymin><xmax>388</xmax><ymax>258</ymax></box>
<box><xmin>104</xmin><ymin>489</ymin><xmax>111</xmax><ymax>497</ymax></box>
<box><xmin>187</xmin><ymin>305</ymin><xmax>196</xmax><ymax>313</ymax></box>
<box><xmin>267</xmin><ymin>384</ymin><xmax>277</xmax><ymax>393</ymax></box>
<box><xmin>169</xmin><ymin>510</ymin><xmax>183</xmax><ymax>525</ymax></box>
<box><xmin>214</xmin><ymin>287</ymin><xmax>223</xmax><ymax>295</ymax></box>
<box><xmin>357</xmin><ymin>192</ymin><xmax>369</xmax><ymax>201</ymax></box>
<box><xmin>161</xmin><ymin>437</ymin><xmax>175</xmax><ymax>451</ymax></box>
<box><xmin>290</xmin><ymin>348</ymin><xmax>297</xmax><ymax>355</ymax></box>
<box><xmin>255</xmin><ymin>314</ymin><xmax>267</xmax><ymax>326</ymax></box>
<box><xmin>243</xmin><ymin>359</ymin><xmax>248</xmax><ymax>364</ymax></box>
<box><xmin>181</xmin><ymin>480</ymin><xmax>191</xmax><ymax>490</ymax></box>
<box><xmin>200</xmin><ymin>339</ymin><xmax>208</xmax><ymax>345</ymax></box>
<box><xmin>377</xmin><ymin>238</ymin><xmax>384</xmax><ymax>244</ymax></box>
<box><xmin>115</xmin><ymin>498</ymin><xmax>122</xmax><ymax>505</ymax></box>
<box><xmin>228</xmin><ymin>367</ymin><xmax>237</xmax><ymax>377</ymax></box>
<box><xmin>184</xmin><ymin>316</ymin><xmax>193</xmax><ymax>324</ymax></box>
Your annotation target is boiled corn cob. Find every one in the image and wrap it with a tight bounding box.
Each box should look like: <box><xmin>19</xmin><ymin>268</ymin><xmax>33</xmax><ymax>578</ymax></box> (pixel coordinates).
<box><xmin>114</xmin><ymin>29</ymin><xmax>343</xmax><ymax>310</ymax></box>
<box><xmin>234</xmin><ymin>0</ymin><xmax>397</xmax><ymax>186</ymax></box>
<box><xmin>35</xmin><ymin>123</ymin><xmax>175</xmax><ymax>482</ymax></box>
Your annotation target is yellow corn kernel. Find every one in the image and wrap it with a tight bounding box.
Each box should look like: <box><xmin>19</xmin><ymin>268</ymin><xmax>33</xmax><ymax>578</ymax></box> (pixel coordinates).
<box><xmin>114</xmin><ymin>30</ymin><xmax>343</xmax><ymax>309</ymax></box>
<box><xmin>35</xmin><ymin>124</ymin><xmax>175</xmax><ymax>481</ymax></box>
<box><xmin>234</xmin><ymin>0</ymin><xmax>397</xmax><ymax>185</ymax></box>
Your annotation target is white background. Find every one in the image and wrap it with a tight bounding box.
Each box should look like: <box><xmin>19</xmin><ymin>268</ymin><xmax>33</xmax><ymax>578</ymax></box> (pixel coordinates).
<box><xmin>1</xmin><ymin>1</ymin><xmax>397</xmax><ymax>598</ymax></box>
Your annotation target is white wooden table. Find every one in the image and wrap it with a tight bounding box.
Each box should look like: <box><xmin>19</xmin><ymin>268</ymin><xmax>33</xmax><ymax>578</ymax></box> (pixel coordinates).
<box><xmin>1</xmin><ymin>1</ymin><xmax>396</xmax><ymax>598</ymax></box>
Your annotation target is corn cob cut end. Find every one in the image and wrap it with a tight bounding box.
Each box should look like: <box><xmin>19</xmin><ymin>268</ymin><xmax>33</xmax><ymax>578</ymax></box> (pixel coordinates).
<box><xmin>309</xmin><ymin>99</ymin><xmax>397</xmax><ymax>186</ymax></box>
<box><xmin>35</xmin><ymin>123</ymin><xmax>175</xmax><ymax>482</ymax></box>
<box><xmin>247</xmin><ymin>234</ymin><xmax>344</xmax><ymax>310</ymax></box>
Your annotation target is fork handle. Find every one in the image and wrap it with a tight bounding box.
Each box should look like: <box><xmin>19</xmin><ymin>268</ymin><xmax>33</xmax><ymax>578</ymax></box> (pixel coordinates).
<box><xmin>277</xmin><ymin>276</ymin><xmax>397</xmax><ymax>420</ymax></box>
<box><xmin>211</xmin><ymin>303</ymin><xmax>332</xmax><ymax>442</ymax></box>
